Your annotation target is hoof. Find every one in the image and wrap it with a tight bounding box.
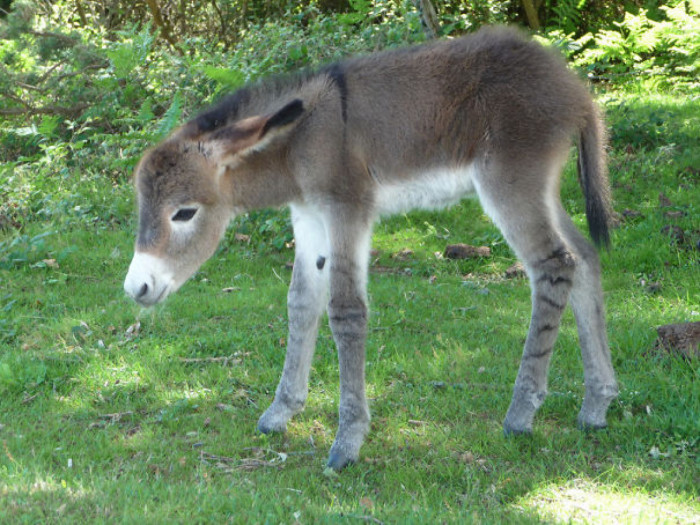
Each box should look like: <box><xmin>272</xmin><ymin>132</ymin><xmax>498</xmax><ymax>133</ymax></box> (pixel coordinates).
<box><xmin>503</xmin><ymin>423</ymin><xmax>532</xmax><ymax>437</ymax></box>
<box><xmin>326</xmin><ymin>450</ymin><xmax>356</xmax><ymax>471</ymax></box>
<box><xmin>503</xmin><ymin>426</ymin><xmax>532</xmax><ymax>437</ymax></box>
<box><xmin>503</xmin><ymin>417</ymin><xmax>533</xmax><ymax>437</ymax></box>
<box><xmin>256</xmin><ymin>423</ymin><xmax>275</xmax><ymax>435</ymax></box>
<box><xmin>256</xmin><ymin>416</ymin><xmax>287</xmax><ymax>435</ymax></box>
<box><xmin>577</xmin><ymin>419</ymin><xmax>608</xmax><ymax>432</ymax></box>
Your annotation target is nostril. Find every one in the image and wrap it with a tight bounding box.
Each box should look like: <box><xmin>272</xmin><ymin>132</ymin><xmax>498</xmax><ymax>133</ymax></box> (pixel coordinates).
<box><xmin>137</xmin><ymin>283</ymin><xmax>149</xmax><ymax>298</ymax></box>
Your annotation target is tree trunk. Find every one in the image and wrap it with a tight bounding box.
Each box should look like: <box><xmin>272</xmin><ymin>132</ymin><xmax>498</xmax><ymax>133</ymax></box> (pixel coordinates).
<box><xmin>145</xmin><ymin>0</ymin><xmax>181</xmax><ymax>53</ymax></box>
<box><xmin>520</xmin><ymin>0</ymin><xmax>540</xmax><ymax>30</ymax></box>
<box><xmin>413</xmin><ymin>0</ymin><xmax>440</xmax><ymax>39</ymax></box>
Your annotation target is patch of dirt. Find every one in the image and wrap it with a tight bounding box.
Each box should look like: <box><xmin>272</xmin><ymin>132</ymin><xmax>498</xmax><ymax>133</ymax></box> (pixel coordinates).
<box><xmin>505</xmin><ymin>262</ymin><xmax>526</xmax><ymax>279</ymax></box>
<box><xmin>655</xmin><ymin>322</ymin><xmax>700</xmax><ymax>359</ymax></box>
<box><xmin>444</xmin><ymin>244</ymin><xmax>491</xmax><ymax>259</ymax></box>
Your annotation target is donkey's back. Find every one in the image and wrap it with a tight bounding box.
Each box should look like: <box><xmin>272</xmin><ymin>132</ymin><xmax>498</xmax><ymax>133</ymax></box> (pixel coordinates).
<box><xmin>338</xmin><ymin>28</ymin><xmax>592</xmax><ymax>169</ymax></box>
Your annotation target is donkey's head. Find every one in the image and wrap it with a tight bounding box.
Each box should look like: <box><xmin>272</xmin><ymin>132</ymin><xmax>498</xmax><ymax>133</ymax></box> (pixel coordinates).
<box><xmin>124</xmin><ymin>99</ymin><xmax>305</xmax><ymax>306</ymax></box>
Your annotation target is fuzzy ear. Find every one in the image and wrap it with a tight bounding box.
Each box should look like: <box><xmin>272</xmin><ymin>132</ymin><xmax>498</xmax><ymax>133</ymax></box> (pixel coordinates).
<box><xmin>208</xmin><ymin>99</ymin><xmax>305</xmax><ymax>163</ymax></box>
<box><xmin>260</xmin><ymin>99</ymin><xmax>305</xmax><ymax>137</ymax></box>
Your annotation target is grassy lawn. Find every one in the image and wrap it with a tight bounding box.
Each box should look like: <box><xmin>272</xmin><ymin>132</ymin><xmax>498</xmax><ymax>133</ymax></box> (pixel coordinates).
<box><xmin>1</xmin><ymin>82</ymin><xmax>698</xmax><ymax>523</ymax></box>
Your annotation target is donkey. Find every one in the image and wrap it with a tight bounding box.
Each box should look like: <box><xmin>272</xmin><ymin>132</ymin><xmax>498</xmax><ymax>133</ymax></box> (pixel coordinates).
<box><xmin>124</xmin><ymin>26</ymin><xmax>618</xmax><ymax>470</ymax></box>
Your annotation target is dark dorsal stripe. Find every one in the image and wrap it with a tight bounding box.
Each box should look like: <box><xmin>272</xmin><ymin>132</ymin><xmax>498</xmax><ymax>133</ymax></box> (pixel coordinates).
<box><xmin>323</xmin><ymin>63</ymin><xmax>348</xmax><ymax>124</ymax></box>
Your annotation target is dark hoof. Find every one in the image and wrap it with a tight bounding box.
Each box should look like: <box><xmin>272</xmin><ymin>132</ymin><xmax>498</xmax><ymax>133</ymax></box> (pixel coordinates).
<box><xmin>256</xmin><ymin>422</ymin><xmax>282</xmax><ymax>435</ymax></box>
<box><xmin>326</xmin><ymin>451</ymin><xmax>355</xmax><ymax>471</ymax></box>
<box><xmin>503</xmin><ymin>425</ymin><xmax>532</xmax><ymax>437</ymax></box>
<box><xmin>577</xmin><ymin>420</ymin><xmax>608</xmax><ymax>432</ymax></box>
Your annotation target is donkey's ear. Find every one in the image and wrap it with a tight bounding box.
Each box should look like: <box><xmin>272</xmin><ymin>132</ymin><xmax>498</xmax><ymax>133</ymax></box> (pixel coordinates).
<box><xmin>260</xmin><ymin>99</ymin><xmax>305</xmax><ymax>138</ymax></box>
<box><xmin>209</xmin><ymin>99</ymin><xmax>304</xmax><ymax>163</ymax></box>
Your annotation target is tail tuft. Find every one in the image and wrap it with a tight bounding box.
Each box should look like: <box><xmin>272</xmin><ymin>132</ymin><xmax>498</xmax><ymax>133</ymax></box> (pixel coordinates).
<box><xmin>577</xmin><ymin>106</ymin><xmax>612</xmax><ymax>249</ymax></box>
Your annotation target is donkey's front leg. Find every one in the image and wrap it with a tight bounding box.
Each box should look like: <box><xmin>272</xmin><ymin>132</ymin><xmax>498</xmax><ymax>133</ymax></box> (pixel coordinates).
<box><xmin>258</xmin><ymin>206</ymin><xmax>329</xmax><ymax>434</ymax></box>
<box><xmin>326</xmin><ymin>216</ymin><xmax>373</xmax><ymax>470</ymax></box>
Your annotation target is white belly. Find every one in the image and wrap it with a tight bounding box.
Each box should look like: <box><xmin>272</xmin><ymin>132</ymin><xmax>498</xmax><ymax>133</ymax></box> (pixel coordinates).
<box><xmin>373</xmin><ymin>165</ymin><xmax>477</xmax><ymax>215</ymax></box>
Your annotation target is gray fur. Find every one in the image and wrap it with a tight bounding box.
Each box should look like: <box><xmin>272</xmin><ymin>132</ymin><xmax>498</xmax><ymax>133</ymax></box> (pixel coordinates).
<box><xmin>124</xmin><ymin>27</ymin><xmax>618</xmax><ymax>470</ymax></box>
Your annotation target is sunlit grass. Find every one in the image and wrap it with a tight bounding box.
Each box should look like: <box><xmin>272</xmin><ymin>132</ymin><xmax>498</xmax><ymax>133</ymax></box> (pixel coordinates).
<box><xmin>514</xmin><ymin>479</ymin><xmax>699</xmax><ymax>524</ymax></box>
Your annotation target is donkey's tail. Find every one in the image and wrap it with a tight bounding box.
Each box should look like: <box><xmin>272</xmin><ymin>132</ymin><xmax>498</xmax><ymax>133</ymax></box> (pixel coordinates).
<box><xmin>577</xmin><ymin>104</ymin><xmax>612</xmax><ymax>248</ymax></box>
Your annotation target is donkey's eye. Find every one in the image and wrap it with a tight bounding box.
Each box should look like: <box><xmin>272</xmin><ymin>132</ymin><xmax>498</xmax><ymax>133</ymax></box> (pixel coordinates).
<box><xmin>172</xmin><ymin>208</ymin><xmax>198</xmax><ymax>222</ymax></box>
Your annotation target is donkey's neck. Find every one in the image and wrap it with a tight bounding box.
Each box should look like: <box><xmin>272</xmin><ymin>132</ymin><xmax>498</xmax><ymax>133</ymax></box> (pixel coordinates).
<box><xmin>222</xmin><ymin>155</ymin><xmax>301</xmax><ymax>213</ymax></box>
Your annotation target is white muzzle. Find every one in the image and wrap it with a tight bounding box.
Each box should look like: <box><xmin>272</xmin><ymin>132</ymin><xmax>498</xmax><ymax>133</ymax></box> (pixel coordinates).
<box><xmin>124</xmin><ymin>252</ymin><xmax>175</xmax><ymax>307</ymax></box>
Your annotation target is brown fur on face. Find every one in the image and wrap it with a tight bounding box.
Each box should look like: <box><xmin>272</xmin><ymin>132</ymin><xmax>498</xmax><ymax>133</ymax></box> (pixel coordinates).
<box><xmin>135</xmin><ymin>140</ymin><xmax>220</xmax><ymax>252</ymax></box>
<box><xmin>132</xmin><ymin>98</ymin><xmax>307</xmax><ymax>291</ymax></box>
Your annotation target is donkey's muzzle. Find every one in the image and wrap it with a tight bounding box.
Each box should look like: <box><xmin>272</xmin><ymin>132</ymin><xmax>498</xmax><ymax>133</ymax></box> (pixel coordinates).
<box><xmin>124</xmin><ymin>251</ymin><xmax>174</xmax><ymax>307</ymax></box>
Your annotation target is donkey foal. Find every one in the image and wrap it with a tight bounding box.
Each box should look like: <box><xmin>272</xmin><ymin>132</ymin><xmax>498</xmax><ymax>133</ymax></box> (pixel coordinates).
<box><xmin>124</xmin><ymin>27</ymin><xmax>619</xmax><ymax>470</ymax></box>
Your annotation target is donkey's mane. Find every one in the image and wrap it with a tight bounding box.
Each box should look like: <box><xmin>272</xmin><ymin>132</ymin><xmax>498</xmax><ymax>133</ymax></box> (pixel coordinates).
<box><xmin>188</xmin><ymin>68</ymin><xmax>322</xmax><ymax>137</ymax></box>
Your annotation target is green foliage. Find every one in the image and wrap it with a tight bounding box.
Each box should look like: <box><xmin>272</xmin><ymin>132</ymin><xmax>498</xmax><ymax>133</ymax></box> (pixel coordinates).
<box><xmin>0</xmin><ymin>231</ymin><xmax>54</xmax><ymax>269</ymax></box>
<box><xmin>338</xmin><ymin>0</ymin><xmax>373</xmax><ymax>25</ymax></box>
<box><xmin>548</xmin><ymin>0</ymin><xmax>587</xmax><ymax>34</ymax></box>
<box><xmin>0</xmin><ymin>355</ymin><xmax>47</xmax><ymax>393</ymax></box>
<box><xmin>235</xmin><ymin>209</ymin><xmax>294</xmax><ymax>253</ymax></box>
<box><xmin>439</xmin><ymin>0</ymin><xmax>515</xmax><ymax>34</ymax></box>
<box><xmin>155</xmin><ymin>91</ymin><xmax>183</xmax><ymax>140</ymax></box>
<box><xmin>545</xmin><ymin>3</ymin><xmax>699</xmax><ymax>86</ymax></box>
<box><xmin>105</xmin><ymin>23</ymin><xmax>155</xmax><ymax>78</ymax></box>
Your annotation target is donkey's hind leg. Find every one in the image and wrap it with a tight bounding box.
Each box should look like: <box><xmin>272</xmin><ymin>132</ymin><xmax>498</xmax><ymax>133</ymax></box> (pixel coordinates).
<box><xmin>473</xmin><ymin>163</ymin><xmax>575</xmax><ymax>434</ymax></box>
<box><xmin>557</xmin><ymin>207</ymin><xmax>618</xmax><ymax>429</ymax></box>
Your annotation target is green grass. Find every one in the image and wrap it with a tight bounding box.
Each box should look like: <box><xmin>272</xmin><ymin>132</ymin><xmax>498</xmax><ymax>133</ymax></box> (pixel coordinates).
<box><xmin>0</xmin><ymin>81</ymin><xmax>698</xmax><ymax>523</ymax></box>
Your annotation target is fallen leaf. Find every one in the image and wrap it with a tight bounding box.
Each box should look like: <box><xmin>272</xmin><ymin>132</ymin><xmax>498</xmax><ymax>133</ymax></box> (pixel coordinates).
<box><xmin>664</xmin><ymin>210</ymin><xmax>685</xmax><ymax>219</ymax></box>
<box><xmin>360</xmin><ymin>496</ymin><xmax>374</xmax><ymax>510</ymax></box>
<box><xmin>42</xmin><ymin>258</ymin><xmax>59</xmax><ymax>269</ymax></box>
<box><xmin>125</xmin><ymin>321</ymin><xmax>141</xmax><ymax>339</ymax></box>
<box><xmin>458</xmin><ymin>451</ymin><xmax>475</xmax><ymax>464</ymax></box>
<box><xmin>621</xmin><ymin>208</ymin><xmax>642</xmax><ymax>219</ymax></box>
<box><xmin>392</xmin><ymin>248</ymin><xmax>414</xmax><ymax>260</ymax></box>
